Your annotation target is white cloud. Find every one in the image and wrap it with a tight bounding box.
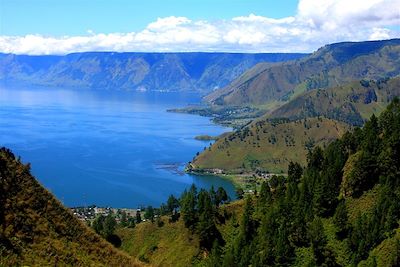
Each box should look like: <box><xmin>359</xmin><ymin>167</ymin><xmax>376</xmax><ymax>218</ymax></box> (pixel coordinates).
<box><xmin>0</xmin><ymin>0</ymin><xmax>399</xmax><ymax>55</ymax></box>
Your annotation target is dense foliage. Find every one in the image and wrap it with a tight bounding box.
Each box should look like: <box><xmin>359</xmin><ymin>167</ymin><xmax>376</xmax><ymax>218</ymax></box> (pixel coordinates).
<box><xmin>203</xmin><ymin>98</ymin><xmax>400</xmax><ymax>266</ymax></box>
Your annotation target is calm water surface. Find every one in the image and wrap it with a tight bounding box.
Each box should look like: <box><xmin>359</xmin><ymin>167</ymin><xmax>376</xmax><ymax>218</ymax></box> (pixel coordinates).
<box><xmin>0</xmin><ymin>86</ymin><xmax>235</xmax><ymax>208</ymax></box>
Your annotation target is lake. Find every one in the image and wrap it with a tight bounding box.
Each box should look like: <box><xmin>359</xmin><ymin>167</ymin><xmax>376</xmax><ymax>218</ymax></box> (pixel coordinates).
<box><xmin>0</xmin><ymin>85</ymin><xmax>236</xmax><ymax>208</ymax></box>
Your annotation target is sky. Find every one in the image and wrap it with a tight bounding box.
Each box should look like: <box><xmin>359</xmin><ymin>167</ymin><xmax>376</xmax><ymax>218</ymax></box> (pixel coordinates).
<box><xmin>0</xmin><ymin>0</ymin><xmax>399</xmax><ymax>54</ymax></box>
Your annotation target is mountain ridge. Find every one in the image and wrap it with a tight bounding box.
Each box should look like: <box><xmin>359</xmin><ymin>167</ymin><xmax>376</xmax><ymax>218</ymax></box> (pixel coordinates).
<box><xmin>205</xmin><ymin>39</ymin><xmax>400</xmax><ymax>106</ymax></box>
<box><xmin>0</xmin><ymin>52</ymin><xmax>307</xmax><ymax>93</ymax></box>
<box><xmin>269</xmin><ymin>76</ymin><xmax>400</xmax><ymax>126</ymax></box>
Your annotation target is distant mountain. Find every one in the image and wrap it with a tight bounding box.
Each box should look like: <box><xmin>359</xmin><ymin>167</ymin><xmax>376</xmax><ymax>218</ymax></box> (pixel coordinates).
<box><xmin>0</xmin><ymin>52</ymin><xmax>306</xmax><ymax>92</ymax></box>
<box><xmin>269</xmin><ymin>76</ymin><xmax>400</xmax><ymax>126</ymax></box>
<box><xmin>205</xmin><ymin>39</ymin><xmax>400</xmax><ymax>106</ymax></box>
<box><xmin>0</xmin><ymin>148</ymin><xmax>141</xmax><ymax>266</ymax></box>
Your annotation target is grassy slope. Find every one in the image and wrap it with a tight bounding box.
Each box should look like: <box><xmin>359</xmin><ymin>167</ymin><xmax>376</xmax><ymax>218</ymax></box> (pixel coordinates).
<box><xmin>191</xmin><ymin>117</ymin><xmax>350</xmax><ymax>173</ymax></box>
<box><xmin>118</xmin><ymin>188</ymin><xmax>397</xmax><ymax>267</ymax></box>
<box><xmin>117</xmin><ymin>200</ymin><xmax>246</xmax><ymax>267</ymax></box>
<box><xmin>0</xmin><ymin>148</ymin><xmax>142</xmax><ymax>267</ymax></box>
<box><xmin>270</xmin><ymin>77</ymin><xmax>400</xmax><ymax>126</ymax></box>
<box><xmin>117</xmin><ymin>218</ymin><xmax>200</xmax><ymax>267</ymax></box>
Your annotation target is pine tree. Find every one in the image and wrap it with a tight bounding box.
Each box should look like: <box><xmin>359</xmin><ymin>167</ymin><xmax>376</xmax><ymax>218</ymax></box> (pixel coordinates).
<box><xmin>258</xmin><ymin>181</ymin><xmax>272</xmax><ymax>209</ymax></box>
<box><xmin>333</xmin><ymin>200</ymin><xmax>348</xmax><ymax>238</ymax></box>
<box><xmin>180</xmin><ymin>184</ymin><xmax>198</xmax><ymax>230</ymax></box>
<box><xmin>167</xmin><ymin>194</ymin><xmax>179</xmax><ymax>214</ymax></box>
<box><xmin>308</xmin><ymin>217</ymin><xmax>327</xmax><ymax>266</ymax></box>
<box><xmin>197</xmin><ymin>190</ymin><xmax>220</xmax><ymax>250</ymax></box>
<box><xmin>103</xmin><ymin>213</ymin><xmax>116</xmax><ymax>238</ymax></box>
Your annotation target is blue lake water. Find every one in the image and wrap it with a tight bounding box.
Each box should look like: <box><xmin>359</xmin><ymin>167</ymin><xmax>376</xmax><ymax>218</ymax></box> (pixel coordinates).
<box><xmin>0</xmin><ymin>85</ymin><xmax>235</xmax><ymax>208</ymax></box>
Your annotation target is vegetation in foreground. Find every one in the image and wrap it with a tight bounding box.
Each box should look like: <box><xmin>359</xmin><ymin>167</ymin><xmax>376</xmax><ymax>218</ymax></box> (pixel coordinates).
<box><xmin>0</xmin><ymin>148</ymin><xmax>141</xmax><ymax>266</ymax></box>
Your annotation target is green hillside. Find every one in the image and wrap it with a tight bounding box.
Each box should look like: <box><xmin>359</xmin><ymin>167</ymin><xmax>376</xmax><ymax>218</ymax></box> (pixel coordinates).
<box><xmin>118</xmin><ymin>100</ymin><xmax>400</xmax><ymax>266</ymax></box>
<box><xmin>223</xmin><ymin>98</ymin><xmax>400</xmax><ymax>266</ymax></box>
<box><xmin>269</xmin><ymin>76</ymin><xmax>400</xmax><ymax>126</ymax></box>
<box><xmin>0</xmin><ymin>148</ymin><xmax>142</xmax><ymax>266</ymax></box>
<box><xmin>190</xmin><ymin>117</ymin><xmax>350</xmax><ymax>173</ymax></box>
<box><xmin>194</xmin><ymin>98</ymin><xmax>400</xmax><ymax>266</ymax></box>
<box><xmin>118</xmin><ymin>216</ymin><xmax>200</xmax><ymax>267</ymax></box>
<box><xmin>117</xmin><ymin>195</ymin><xmax>246</xmax><ymax>267</ymax></box>
<box><xmin>205</xmin><ymin>39</ymin><xmax>400</xmax><ymax>106</ymax></box>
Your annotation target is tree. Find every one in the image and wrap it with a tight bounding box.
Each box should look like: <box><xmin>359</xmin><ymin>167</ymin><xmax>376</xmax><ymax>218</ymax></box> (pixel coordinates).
<box><xmin>167</xmin><ymin>194</ymin><xmax>179</xmax><ymax>214</ymax></box>
<box><xmin>197</xmin><ymin>189</ymin><xmax>220</xmax><ymax>249</ymax></box>
<box><xmin>127</xmin><ymin>217</ymin><xmax>135</xmax><ymax>228</ymax></box>
<box><xmin>209</xmin><ymin>186</ymin><xmax>217</xmax><ymax>207</ymax></box>
<box><xmin>92</xmin><ymin>215</ymin><xmax>105</xmax><ymax>235</ymax></box>
<box><xmin>240</xmin><ymin>195</ymin><xmax>255</xmax><ymax>242</ymax></box>
<box><xmin>206</xmin><ymin>240</ymin><xmax>222</xmax><ymax>266</ymax></box>
<box><xmin>120</xmin><ymin>211</ymin><xmax>128</xmax><ymax>227</ymax></box>
<box><xmin>144</xmin><ymin>206</ymin><xmax>154</xmax><ymax>222</ymax></box>
<box><xmin>362</xmin><ymin>114</ymin><xmax>380</xmax><ymax>155</ymax></box>
<box><xmin>307</xmin><ymin>146</ymin><xmax>324</xmax><ymax>171</ymax></box>
<box><xmin>258</xmin><ymin>181</ymin><xmax>271</xmax><ymax>209</ymax></box>
<box><xmin>180</xmin><ymin>184</ymin><xmax>198</xmax><ymax>229</ymax></box>
<box><xmin>136</xmin><ymin>210</ymin><xmax>142</xmax><ymax>224</ymax></box>
<box><xmin>341</xmin><ymin>150</ymin><xmax>378</xmax><ymax>198</ymax></box>
<box><xmin>216</xmin><ymin>187</ymin><xmax>228</xmax><ymax>207</ymax></box>
<box><xmin>288</xmin><ymin>161</ymin><xmax>303</xmax><ymax>184</ymax></box>
<box><xmin>333</xmin><ymin>200</ymin><xmax>348</xmax><ymax>238</ymax></box>
<box><xmin>308</xmin><ymin>217</ymin><xmax>325</xmax><ymax>265</ymax></box>
<box><xmin>103</xmin><ymin>213</ymin><xmax>117</xmax><ymax>238</ymax></box>
<box><xmin>235</xmin><ymin>188</ymin><xmax>244</xmax><ymax>199</ymax></box>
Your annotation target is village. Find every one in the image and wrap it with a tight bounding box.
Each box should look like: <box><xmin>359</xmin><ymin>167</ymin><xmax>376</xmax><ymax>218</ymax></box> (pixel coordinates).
<box><xmin>70</xmin><ymin>205</ymin><xmax>140</xmax><ymax>223</ymax></box>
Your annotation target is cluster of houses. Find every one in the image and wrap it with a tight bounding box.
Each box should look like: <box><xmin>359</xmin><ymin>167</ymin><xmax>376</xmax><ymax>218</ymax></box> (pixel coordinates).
<box><xmin>71</xmin><ymin>205</ymin><xmax>139</xmax><ymax>222</ymax></box>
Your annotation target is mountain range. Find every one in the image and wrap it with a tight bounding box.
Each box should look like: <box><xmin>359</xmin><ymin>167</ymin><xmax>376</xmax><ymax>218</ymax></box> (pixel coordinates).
<box><xmin>205</xmin><ymin>39</ymin><xmax>400</xmax><ymax>106</ymax></box>
<box><xmin>0</xmin><ymin>52</ymin><xmax>306</xmax><ymax>92</ymax></box>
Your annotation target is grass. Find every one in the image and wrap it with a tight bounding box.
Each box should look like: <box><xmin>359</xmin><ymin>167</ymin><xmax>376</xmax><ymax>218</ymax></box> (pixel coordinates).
<box><xmin>117</xmin><ymin>218</ymin><xmax>201</xmax><ymax>267</ymax></box>
<box><xmin>192</xmin><ymin>117</ymin><xmax>349</xmax><ymax>174</ymax></box>
<box><xmin>117</xmin><ymin>200</ymin><xmax>246</xmax><ymax>267</ymax></box>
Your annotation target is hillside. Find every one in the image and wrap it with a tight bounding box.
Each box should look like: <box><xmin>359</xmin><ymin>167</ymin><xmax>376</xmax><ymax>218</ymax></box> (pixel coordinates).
<box><xmin>269</xmin><ymin>76</ymin><xmax>400</xmax><ymax>126</ymax></box>
<box><xmin>116</xmin><ymin>100</ymin><xmax>400</xmax><ymax>266</ymax></box>
<box><xmin>0</xmin><ymin>52</ymin><xmax>306</xmax><ymax>93</ymax></box>
<box><xmin>217</xmin><ymin>99</ymin><xmax>400</xmax><ymax>266</ymax></box>
<box><xmin>190</xmin><ymin>99</ymin><xmax>400</xmax><ymax>266</ymax></box>
<box><xmin>117</xmin><ymin>197</ymin><xmax>245</xmax><ymax>267</ymax></box>
<box><xmin>0</xmin><ymin>147</ymin><xmax>141</xmax><ymax>266</ymax></box>
<box><xmin>205</xmin><ymin>39</ymin><xmax>400</xmax><ymax>106</ymax></box>
<box><xmin>118</xmin><ymin>218</ymin><xmax>201</xmax><ymax>267</ymax></box>
<box><xmin>190</xmin><ymin>117</ymin><xmax>350</xmax><ymax>173</ymax></box>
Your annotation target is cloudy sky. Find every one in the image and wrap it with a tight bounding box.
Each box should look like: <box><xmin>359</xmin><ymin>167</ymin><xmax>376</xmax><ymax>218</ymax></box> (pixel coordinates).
<box><xmin>0</xmin><ymin>0</ymin><xmax>399</xmax><ymax>54</ymax></box>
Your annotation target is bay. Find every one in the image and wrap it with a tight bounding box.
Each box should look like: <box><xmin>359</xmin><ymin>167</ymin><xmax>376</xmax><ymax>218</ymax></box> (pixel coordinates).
<box><xmin>0</xmin><ymin>85</ymin><xmax>235</xmax><ymax>208</ymax></box>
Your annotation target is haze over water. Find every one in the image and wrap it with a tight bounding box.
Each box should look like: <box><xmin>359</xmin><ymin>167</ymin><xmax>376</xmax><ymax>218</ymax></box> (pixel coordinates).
<box><xmin>0</xmin><ymin>85</ymin><xmax>236</xmax><ymax>208</ymax></box>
